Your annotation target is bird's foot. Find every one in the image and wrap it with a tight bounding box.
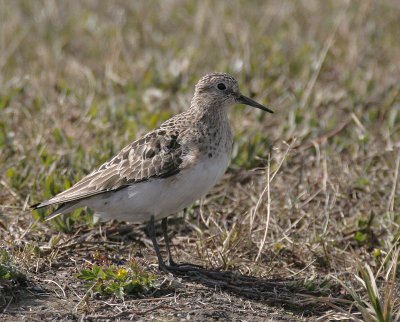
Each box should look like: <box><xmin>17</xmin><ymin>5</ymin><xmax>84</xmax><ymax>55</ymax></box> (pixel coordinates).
<box><xmin>159</xmin><ymin>261</ymin><xmax>204</xmax><ymax>273</ymax></box>
<box><xmin>157</xmin><ymin>260</ymin><xmax>172</xmax><ymax>273</ymax></box>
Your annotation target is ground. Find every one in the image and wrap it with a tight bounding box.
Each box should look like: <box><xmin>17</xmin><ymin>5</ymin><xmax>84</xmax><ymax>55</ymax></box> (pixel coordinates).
<box><xmin>1</xmin><ymin>1</ymin><xmax>400</xmax><ymax>321</ymax></box>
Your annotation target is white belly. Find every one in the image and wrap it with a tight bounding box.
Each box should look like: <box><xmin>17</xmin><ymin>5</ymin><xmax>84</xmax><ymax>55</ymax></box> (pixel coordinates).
<box><xmin>87</xmin><ymin>153</ymin><xmax>230</xmax><ymax>223</ymax></box>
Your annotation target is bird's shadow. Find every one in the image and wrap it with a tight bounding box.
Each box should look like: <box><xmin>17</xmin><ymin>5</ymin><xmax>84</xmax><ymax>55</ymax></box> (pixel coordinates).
<box><xmin>162</xmin><ymin>264</ymin><xmax>349</xmax><ymax>316</ymax></box>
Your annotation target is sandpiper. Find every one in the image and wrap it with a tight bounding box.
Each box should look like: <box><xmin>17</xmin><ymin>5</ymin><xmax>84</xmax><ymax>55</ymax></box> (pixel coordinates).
<box><xmin>32</xmin><ymin>73</ymin><xmax>273</xmax><ymax>271</ymax></box>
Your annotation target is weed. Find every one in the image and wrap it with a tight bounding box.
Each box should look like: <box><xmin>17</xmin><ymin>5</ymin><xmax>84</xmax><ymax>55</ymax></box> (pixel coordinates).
<box><xmin>77</xmin><ymin>260</ymin><xmax>157</xmax><ymax>298</ymax></box>
<box><xmin>333</xmin><ymin>248</ymin><xmax>400</xmax><ymax>321</ymax></box>
<box><xmin>0</xmin><ymin>249</ymin><xmax>27</xmax><ymax>286</ymax></box>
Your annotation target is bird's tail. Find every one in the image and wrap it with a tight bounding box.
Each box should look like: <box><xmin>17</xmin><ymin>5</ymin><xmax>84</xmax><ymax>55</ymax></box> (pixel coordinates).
<box><xmin>31</xmin><ymin>200</ymin><xmax>81</xmax><ymax>221</ymax></box>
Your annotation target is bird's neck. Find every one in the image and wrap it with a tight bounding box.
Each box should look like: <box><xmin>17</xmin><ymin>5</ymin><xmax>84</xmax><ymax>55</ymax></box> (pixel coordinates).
<box><xmin>188</xmin><ymin>102</ymin><xmax>233</xmax><ymax>155</ymax></box>
<box><xmin>190</xmin><ymin>98</ymin><xmax>230</xmax><ymax>125</ymax></box>
<box><xmin>192</xmin><ymin>105</ymin><xmax>231</xmax><ymax>137</ymax></box>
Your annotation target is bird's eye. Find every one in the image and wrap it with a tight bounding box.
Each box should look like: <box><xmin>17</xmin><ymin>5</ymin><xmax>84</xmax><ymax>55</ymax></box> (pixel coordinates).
<box><xmin>217</xmin><ymin>83</ymin><xmax>227</xmax><ymax>91</ymax></box>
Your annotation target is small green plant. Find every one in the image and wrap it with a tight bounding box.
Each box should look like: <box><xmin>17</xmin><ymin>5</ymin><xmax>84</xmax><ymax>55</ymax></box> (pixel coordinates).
<box><xmin>333</xmin><ymin>248</ymin><xmax>400</xmax><ymax>322</ymax></box>
<box><xmin>301</xmin><ymin>274</ymin><xmax>338</xmax><ymax>296</ymax></box>
<box><xmin>0</xmin><ymin>249</ymin><xmax>27</xmax><ymax>285</ymax></box>
<box><xmin>354</xmin><ymin>213</ymin><xmax>377</xmax><ymax>247</ymax></box>
<box><xmin>77</xmin><ymin>261</ymin><xmax>157</xmax><ymax>298</ymax></box>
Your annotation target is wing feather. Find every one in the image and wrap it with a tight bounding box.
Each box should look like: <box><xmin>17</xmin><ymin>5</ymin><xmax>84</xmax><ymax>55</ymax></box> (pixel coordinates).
<box><xmin>32</xmin><ymin>128</ymin><xmax>185</xmax><ymax>209</ymax></box>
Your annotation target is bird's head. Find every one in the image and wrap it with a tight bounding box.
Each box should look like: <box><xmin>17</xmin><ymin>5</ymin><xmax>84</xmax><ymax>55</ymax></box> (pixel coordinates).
<box><xmin>192</xmin><ymin>72</ymin><xmax>273</xmax><ymax>113</ymax></box>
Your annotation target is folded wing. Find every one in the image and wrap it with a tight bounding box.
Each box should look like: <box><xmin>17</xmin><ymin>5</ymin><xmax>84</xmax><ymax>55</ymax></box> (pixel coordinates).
<box><xmin>32</xmin><ymin>128</ymin><xmax>184</xmax><ymax>209</ymax></box>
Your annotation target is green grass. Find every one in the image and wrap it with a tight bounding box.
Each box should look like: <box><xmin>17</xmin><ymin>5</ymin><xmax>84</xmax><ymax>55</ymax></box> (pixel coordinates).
<box><xmin>77</xmin><ymin>260</ymin><xmax>157</xmax><ymax>299</ymax></box>
<box><xmin>0</xmin><ymin>0</ymin><xmax>399</xmax><ymax>319</ymax></box>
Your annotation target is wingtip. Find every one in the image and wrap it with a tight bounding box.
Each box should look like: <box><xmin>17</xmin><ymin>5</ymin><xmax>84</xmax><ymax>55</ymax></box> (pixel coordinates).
<box><xmin>30</xmin><ymin>202</ymin><xmax>43</xmax><ymax>210</ymax></box>
<box><xmin>30</xmin><ymin>200</ymin><xmax>52</xmax><ymax>210</ymax></box>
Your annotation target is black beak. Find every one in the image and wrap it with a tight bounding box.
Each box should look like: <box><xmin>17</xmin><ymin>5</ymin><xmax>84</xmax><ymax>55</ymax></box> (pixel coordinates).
<box><xmin>236</xmin><ymin>94</ymin><xmax>273</xmax><ymax>113</ymax></box>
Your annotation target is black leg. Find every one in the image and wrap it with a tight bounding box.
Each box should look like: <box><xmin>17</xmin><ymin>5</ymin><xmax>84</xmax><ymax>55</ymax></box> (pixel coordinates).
<box><xmin>161</xmin><ymin>218</ymin><xmax>205</xmax><ymax>271</ymax></box>
<box><xmin>147</xmin><ymin>216</ymin><xmax>169</xmax><ymax>272</ymax></box>
<box><xmin>162</xmin><ymin>217</ymin><xmax>176</xmax><ymax>266</ymax></box>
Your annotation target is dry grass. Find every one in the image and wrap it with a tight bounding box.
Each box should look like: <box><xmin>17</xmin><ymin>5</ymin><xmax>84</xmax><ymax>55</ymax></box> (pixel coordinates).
<box><xmin>1</xmin><ymin>0</ymin><xmax>399</xmax><ymax>320</ymax></box>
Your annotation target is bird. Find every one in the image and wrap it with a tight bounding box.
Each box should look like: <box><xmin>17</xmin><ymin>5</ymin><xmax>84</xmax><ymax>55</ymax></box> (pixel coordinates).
<box><xmin>31</xmin><ymin>72</ymin><xmax>273</xmax><ymax>271</ymax></box>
